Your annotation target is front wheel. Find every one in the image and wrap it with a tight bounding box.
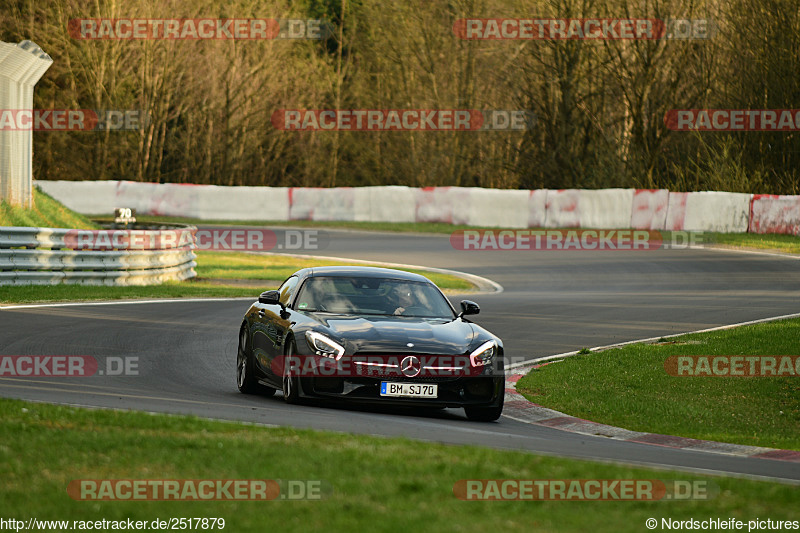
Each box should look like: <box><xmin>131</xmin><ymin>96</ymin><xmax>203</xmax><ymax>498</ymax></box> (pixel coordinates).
<box><xmin>237</xmin><ymin>324</ymin><xmax>276</xmax><ymax>396</ymax></box>
<box><xmin>282</xmin><ymin>338</ymin><xmax>301</xmax><ymax>404</ymax></box>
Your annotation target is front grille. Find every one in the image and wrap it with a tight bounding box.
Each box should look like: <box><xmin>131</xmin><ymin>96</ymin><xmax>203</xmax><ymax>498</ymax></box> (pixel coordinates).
<box><xmin>350</xmin><ymin>352</ymin><xmax>468</xmax><ymax>382</ymax></box>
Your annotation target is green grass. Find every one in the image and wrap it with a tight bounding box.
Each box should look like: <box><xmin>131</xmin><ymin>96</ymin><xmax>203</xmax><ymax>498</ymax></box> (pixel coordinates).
<box><xmin>0</xmin><ymin>189</ymin><xmax>473</xmax><ymax>304</ymax></box>
<box><xmin>96</xmin><ymin>215</ymin><xmax>482</xmax><ymax>235</ymax></box>
<box><xmin>0</xmin><ymin>188</ymin><xmax>98</xmax><ymax>229</ymax></box>
<box><xmin>118</xmin><ymin>215</ymin><xmax>800</xmax><ymax>252</ymax></box>
<box><xmin>0</xmin><ymin>281</ymin><xmax>258</xmax><ymax>304</ymax></box>
<box><xmin>195</xmin><ymin>251</ymin><xmax>473</xmax><ymax>291</ymax></box>
<box><xmin>0</xmin><ymin>253</ymin><xmax>474</xmax><ymax>304</ymax></box>
<box><xmin>703</xmin><ymin>232</ymin><xmax>800</xmax><ymax>254</ymax></box>
<box><xmin>1</xmin><ymin>398</ymin><xmax>797</xmax><ymax>533</ymax></box>
<box><xmin>0</xmin><ymin>190</ymin><xmax>474</xmax><ymax>304</ymax></box>
<box><xmin>517</xmin><ymin>318</ymin><xmax>800</xmax><ymax>450</ymax></box>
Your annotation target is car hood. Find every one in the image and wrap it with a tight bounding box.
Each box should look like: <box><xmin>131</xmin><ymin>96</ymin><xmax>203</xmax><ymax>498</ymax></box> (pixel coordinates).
<box><xmin>310</xmin><ymin>314</ymin><xmax>478</xmax><ymax>355</ymax></box>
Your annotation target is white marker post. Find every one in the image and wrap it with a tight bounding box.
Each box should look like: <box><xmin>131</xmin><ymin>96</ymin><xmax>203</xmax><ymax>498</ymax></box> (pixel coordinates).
<box><xmin>0</xmin><ymin>40</ymin><xmax>53</xmax><ymax>208</ymax></box>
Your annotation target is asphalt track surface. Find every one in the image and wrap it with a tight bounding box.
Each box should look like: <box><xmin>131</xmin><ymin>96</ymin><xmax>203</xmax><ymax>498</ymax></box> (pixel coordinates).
<box><xmin>2</xmin><ymin>228</ymin><xmax>800</xmax><ymax>483</ymax></box>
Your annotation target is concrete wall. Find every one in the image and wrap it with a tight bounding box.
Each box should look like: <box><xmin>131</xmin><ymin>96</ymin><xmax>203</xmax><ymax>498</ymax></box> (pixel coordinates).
<box><xmin>37</xmin><ymin>180</ymin><xmax>799</xmax><ymax>235</ymax></box>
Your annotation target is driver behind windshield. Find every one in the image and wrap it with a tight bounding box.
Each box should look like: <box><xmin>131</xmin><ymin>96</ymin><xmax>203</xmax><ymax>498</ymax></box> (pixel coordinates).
<box><xmin>390</xmin><ymin>283</ymin><xmax>415</xmax><ymax>315</ymax></box>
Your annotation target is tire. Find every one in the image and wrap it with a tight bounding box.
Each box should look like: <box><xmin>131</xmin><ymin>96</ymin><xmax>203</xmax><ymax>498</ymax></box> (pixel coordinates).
<box><xmin>237</xmin><ymin>324</ymin><xmax>276</xmax><ymax>396</ymax></box>
<box><xmin>464</xmin><ymin>395</ymin><xmax>504</xmax><ymax>422</ymax></box>
<box><xmin>282</xmin><ymin>337</ymin><xmax>301</xmax><ymax>404</ymax></box>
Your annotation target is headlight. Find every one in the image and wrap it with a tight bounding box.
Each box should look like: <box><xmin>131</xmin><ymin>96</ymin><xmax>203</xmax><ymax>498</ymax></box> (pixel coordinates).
<box><xmin>305</xmin><ymin>331</ymin><xmax>345</xmax><ymax>360</ymax></box>
<box><xmin>469</xmin><ymin>340</ymin><xmax>496</xmax><ymax>367</ymax></box>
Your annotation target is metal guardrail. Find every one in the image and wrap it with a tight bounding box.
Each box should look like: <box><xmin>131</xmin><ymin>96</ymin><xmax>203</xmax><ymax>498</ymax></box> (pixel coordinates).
<box><xmin>0</xmin><ymin>224</ymin><xmax>197</xmax><ymax>286</ymax></box>
<box><xmin>0</xmin><ymin>226</ymin><xmax>195</xmax><ymax>249</ymax></box>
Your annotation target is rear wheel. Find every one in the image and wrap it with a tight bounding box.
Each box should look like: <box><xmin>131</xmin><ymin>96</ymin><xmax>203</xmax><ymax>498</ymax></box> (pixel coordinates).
<box><xmin>464</xmin><ymin>395</ymin><xmax>504</xmax><ymax>422</ymax></box>
<box><xmin>237</xmin><ymin>324</ymin><xmax>276</xmax><ymax>396</ymax></box>
<box><xmin>282</xmin><ymin>338</ymin><xmax>301</xmax><ymax>404</ymax></box>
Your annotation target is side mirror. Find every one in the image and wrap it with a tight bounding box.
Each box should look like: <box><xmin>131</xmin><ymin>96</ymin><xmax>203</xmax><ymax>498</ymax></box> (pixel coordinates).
<box><xmin>258</xmin><ymin>290</ymin><xmax>281</xmax><ymax>305</ymax></box>
<box><xmin>459</xmin><ymin>300</ymin><xmax>480</xmax><ymax>318</ymax></box>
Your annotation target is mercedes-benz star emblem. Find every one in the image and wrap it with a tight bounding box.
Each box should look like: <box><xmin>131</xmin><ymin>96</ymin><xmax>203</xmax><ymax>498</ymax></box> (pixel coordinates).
<box><xmin>400</xmin><ymin>355</ymin><xmax>422</xmax><ymax>378</ymax></box>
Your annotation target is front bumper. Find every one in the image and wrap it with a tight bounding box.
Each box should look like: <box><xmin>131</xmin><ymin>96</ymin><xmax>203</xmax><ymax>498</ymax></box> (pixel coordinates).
<box><xmin>302</xmin><ymin>375</ymin><xmax>504</xmax><ymax>408</ymax></box>
<box><xmin>282</xmin><ymin>351</ymin><xmax>504</xmax><ymax>408</ymax></box>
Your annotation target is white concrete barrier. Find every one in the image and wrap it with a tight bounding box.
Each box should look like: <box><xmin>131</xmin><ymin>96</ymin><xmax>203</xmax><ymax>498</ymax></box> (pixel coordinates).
<box><xmin>664</xmin><ymin>192</ymin><xmax>689</xmax><ymax>231</ymax></box>
<box><xmin>40</xmin><ymin>181</ymin><xmax>793</xmax><ymax>235</ymax></box>
<box><xmin>466</xmin><ymin>188</ymin><xmax>529</xmax><ymax>228</ymax></box>
<box><xmin>528</xmin><ymin>189</ymin><xmax>547</xmax><ymax>227</ymax></box>
<box><xmin>36</xmin><ymin>180</ymin><xmax>119</xmax><ymax>215</ymax></box>
<box><xmin>190</xmin><ymin>185</ymin><xmax>289</xmax><ymax>221</ymax></box>
<box><xmin>311</xmin><ymin>187</ymin><xmax>355</xmax><ymax>221</ymax></box>
<box><xmin>143</xmin><ymin>182</ymin><xmax>198</xmax><ymax>218</ymax></box>
<box><xmin>114</xmin><ymin>181</ymin><xmax>163</xmax><ymax>215</ymax></box>
<box><xmin>449</xmin><ymin>189</ymin><xmax>474</xmax><ymax>226</ymax></box>
<box><xmin>289</xmin><ymin>187</ymin><xmax>347</xmax><ymax>221</ymax></box>
<box><xmin>630</xmin><ymin>189</ymin><xmax>669</xmax><ymax>230</ymax></box>
<box><xmin>749</xmin><ymin>194</ymin><xmax>800</xmax><ymax>235</ymax></box>
<box><xmin>414</xmin><ymin>187</ymin><xmax>465</xmax><ymax>224</ymax></box>
<box><xmin>289</xmin><ymin>187</ymin><xmax>344</xmax><ymax>220</ymax></box>
<box><xmin>544</xmin><ymin>189</ymin><xmax>580</xmax><ymax>228</ymax></box>
<box><xmin>354</xmin><ymin>186</ymin><xmax>416</xmax><ymax>223</ymax></box>
<box><xmin>683</xmin><ymin>191</ymin><xmax>751</xmax><ymax>233</ymax></box>
<box><xmin>117</xmin><ymin>182</ymin><xmax>291</xmax><ymax>221</ymax></box>
<box><xmin>39</xmin><ymin>180</ymin><xmax>290</xmax><ymax>221</ymax></box>
<box><xmin>578</xmin><ymin>189</ymin><xmax>634</xmax><ymax>228</ymax></box>
<box><xmin>288</xmin><ymin>187</ymin><xmax>319</xmax><ymax>220</ymax></box>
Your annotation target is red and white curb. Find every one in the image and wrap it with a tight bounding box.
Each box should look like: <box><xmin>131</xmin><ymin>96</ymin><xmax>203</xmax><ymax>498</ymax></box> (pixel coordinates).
<box><xmin>503</xmin><ymin>363</ymin><xmax>800</xmax><ymax>463</ymax></box>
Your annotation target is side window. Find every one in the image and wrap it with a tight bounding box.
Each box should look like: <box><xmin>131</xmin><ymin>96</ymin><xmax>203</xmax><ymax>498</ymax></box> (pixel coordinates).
<box><xmin>278</xmin><ymin>276</ymin><xmax>300</xmax><ymax>306</ymax></box>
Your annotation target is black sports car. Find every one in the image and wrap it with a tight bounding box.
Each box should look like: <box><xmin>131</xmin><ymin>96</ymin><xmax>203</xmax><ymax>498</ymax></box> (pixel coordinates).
<box><xmin>236</xmin><ymin>266</ymin><xmax>504</xmax><ymax>421</ymax></box>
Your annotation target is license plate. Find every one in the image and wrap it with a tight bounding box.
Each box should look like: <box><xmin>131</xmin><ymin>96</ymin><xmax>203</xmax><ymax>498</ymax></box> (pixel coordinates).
<box><xmin>380</xmin><ymin>382</ymin><xmax>438</xmax><ymax>398</ymax></box>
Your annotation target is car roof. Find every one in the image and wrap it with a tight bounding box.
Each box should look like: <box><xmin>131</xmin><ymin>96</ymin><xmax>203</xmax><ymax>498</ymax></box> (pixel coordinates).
<box><xmin>298</xmin><ymin>266</ymin><xmax>431</xmax><ymax>283</ymax></box>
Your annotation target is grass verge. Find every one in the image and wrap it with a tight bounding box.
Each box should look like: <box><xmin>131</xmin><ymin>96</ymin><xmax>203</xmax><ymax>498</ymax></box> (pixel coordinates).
<box><xmin>97</xmin><ymin>215</ymin><xmax>467</xmax><ymax>235</ymax></box>
<box><xmin>1</xmin><ymin>398</ymin><xmax>797</xmax><ymax>533</ymax></box>
<box><xmin>194</xmin><ymin>251</ymin><xmax>473</xmax><ymax>292</ymax></box>
<box><xmin>1</xmin><ymin>188</ymin><xmax>98</xmax><ymax>229</ymax></box>
<box><xmin>0</xmin><ymin>281</ymin><xmax>256</xmax><ymax>304</ymax></box>
<box><xmin>0</xmin><ymin>191</ymin><xmax>475</xmax><ymax>304</ymax></box>
<box><xmin>116</xmin><ymin>215</ymin><xmax>800</xmax><ymax>254</ymax></box>
<box><xmin>703</xmin><ymin>232</ymin><xmax>800</xmax><ymax>254</ymax></box>
<box><xmin>516</xmin><ymin>318</ymin><xmax>800</xmax><ymax>450</ymax></box>
<box><xmin>0</xmin><ymin>252</ymin><xmax>474</xmax><ymax>305</ymax></box>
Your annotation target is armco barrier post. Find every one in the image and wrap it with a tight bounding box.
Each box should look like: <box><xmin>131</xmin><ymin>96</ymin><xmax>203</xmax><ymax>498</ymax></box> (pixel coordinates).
<box><xmin>0</xmin><ymin>41</ymin><xmax>53</xmax><ymax>208</ymax></box>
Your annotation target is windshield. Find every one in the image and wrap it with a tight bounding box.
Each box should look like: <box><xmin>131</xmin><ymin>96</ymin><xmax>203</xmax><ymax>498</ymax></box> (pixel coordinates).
<box><xmin>294</xmin><ymin>276</ymin><xmax>454</xmax><ymax>318</ymax></box>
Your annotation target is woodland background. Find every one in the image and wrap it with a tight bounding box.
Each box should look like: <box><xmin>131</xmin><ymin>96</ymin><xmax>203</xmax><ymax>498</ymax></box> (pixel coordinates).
<box><xmin>2</xmin><ymin>0</ymin><xmax>799</xmax><ymax>193</ymax></box>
